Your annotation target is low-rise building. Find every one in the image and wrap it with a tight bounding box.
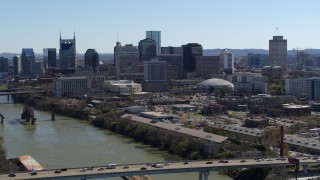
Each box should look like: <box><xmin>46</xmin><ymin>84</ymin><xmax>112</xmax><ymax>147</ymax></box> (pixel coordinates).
<box><xmin>282</xmin><ymin>104</ymin><xmax>311</xmax><ymax>116</ymax></box>
<box><xmin>125</xmin><ymin>106</ymin><xmax>146</xmax><ymax>114</ymax></box>
<box><xmin>104</xmin><ymin>80</ymin><xmax>142</xmax><ymax>95</ymax></box>
<box><xmin>244</xmin><ymin>118</ymin><xmax>268</xmax><ymax>128</ymax></box>
<box><xmin>172</xmin><ymin>104</ymin><xmax>196</xmax><ymax>112</ymax></box>
<box><xmin>53</xmin><ymin>76</ymin><xmax>92</xmax><ymax>97</ymax></box>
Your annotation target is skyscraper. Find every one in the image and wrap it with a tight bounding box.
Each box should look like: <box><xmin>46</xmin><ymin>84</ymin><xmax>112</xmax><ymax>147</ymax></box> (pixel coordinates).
<box><xmin>196</xmin><ymin>56</ymin><xmax>221</xmax><ymax>78</ymax></box>
<box><xmin>269</xmin><ymin>36</ymin><xmax>287</xmax><ymax>68</ymax></box>
<box><xmin>157</xmin><ymin>54</ymin><xmax>183</xmax><ymax>80</ymax></box>
<box><xmin>85</xmin><ymin>49</ymin><xmax>99</xmax><ymax>73</ymax></box>
<box><xmin>146</xmin><ymin>31</ymin><xmax>161</xmax><ymax>55</ymax></box>
<box><xmin>43</xmin><ymin>48</ymin><xmax>57</xmax><ymax>68</ymax></box>
<box><xmin>143</xmin><ymin>59</ymin><xmax>169</xmax><ymax>92</ymax></box>
<box><xmin>182</xmin><ymin>43</ymin><xmax>203</xmax><ymax>75</ymax></box>
<box><xmin>247</xmin><ymin>53</ymin><xmax>268</xmax><ymax>68</ymax></box>
<box><xmin>114</xmin><ymin>42</ymin><xmax>141</xmax><ymax>80</ymax></box>
<box><xmin>296</xmin><ymin>51</ymin><xmax>308</xmax><ymax>70</ymax></box>
<box><xmin>59</xmin><ymin>33</ymin><xmax>76</xmax><ymax>70</ymax></box>
<box><xmin>0</xmin><ymin>57</ymin><xmax>9</xmax><ymax>73</ymax></box>
<box><xmin>161</xmin><ymin>46</ymin><xmax>183</xmax><ymax>56</ymax></box>
<box><xmin>143</xmin><ymin>59</ymin><xmax>167</xmax><ymax>82</ymax></box>
<box><xmin>219</xmin><ymin>49</ymin><xmax>234</xmax><ymax>75</ymax></box>
<box><xmin>21</xmin><ymin>48</ymin><xmax>35</xmax><ymax>76</ymax></box>
<box><xmin>13</xmin><ymin>55</ymin><xmax>21</xmax><ymax>78</ymax></box>
<box><xmin>138</xmin><ymin>38</ymin><xmax>156</xmax><ymax>62</ymax></box>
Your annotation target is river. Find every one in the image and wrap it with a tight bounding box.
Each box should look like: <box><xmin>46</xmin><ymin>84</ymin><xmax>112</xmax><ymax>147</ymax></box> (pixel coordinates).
<box><xmin>0</xmin><ymin>96</ymin><xmax>231</xmax><ymax>180</ymax></box>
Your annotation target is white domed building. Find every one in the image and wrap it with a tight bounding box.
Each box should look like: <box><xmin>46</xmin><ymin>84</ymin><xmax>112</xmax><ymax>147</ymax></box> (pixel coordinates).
<box><xmin>197</xmin><ymin>78</ymin><xmax>234</xmax><ymax>94</ymax></box>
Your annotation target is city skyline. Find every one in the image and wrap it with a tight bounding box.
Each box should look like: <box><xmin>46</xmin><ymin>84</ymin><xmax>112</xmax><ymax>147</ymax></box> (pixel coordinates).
<box><xmin>1</xmin><ymin>0</ymin><xmax>320</xmax><ymax>53</ymax></box>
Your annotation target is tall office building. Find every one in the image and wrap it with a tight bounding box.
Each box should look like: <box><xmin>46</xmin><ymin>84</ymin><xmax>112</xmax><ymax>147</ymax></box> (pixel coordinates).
<box><xmin>114</xmin><ymin>42</ymin><xmax>141</xmax><ymax>80</ymax></box>
<box><xmin>13</xmin><ymin>55</ymin><xmax>21</xmax><ymax>78</ymax></box>
<box><xmin>0</xmin><ymin>57</ymin><xmax>9</xmax><ymax>73</ymax></box>
<box><xmin>85</xmin><ymin>49</ymin><xmax>99</xmax><ymax>73</ymax></box>
<box><xmin>21</xmin><ymin>48</ymin><xmax>35</xmax><ymax>76</ymax></box>
<box><xmin>247</xmin><ymin>53</ymin><xmax>268</xmax><ymax>68</ymax></box>
<box><xmin>43</xmin><ymin>48</ymin><xmax>57</xmax><ymax>68</ymax></box>
<box><xmin>182</xmin><ymin>43</ymin><xmax>203</xmax><ymax>75</ymax></box>
<box><xmin>138</xmin><ymin>38</ymin><xmax>156</xmax><ymax>62</ymax></box>
<box><xmin>305</xmin><ymin>77</ymin><xmax>320</xmax><ymax>100</ymax></box>
<box><xmin>161</xmin><ymin>46</ymin><xmax>183</xmax><ymax>56</ymax></box>
<box><xmin>157</xmin><ymin>54</ymin><xmax>183</xmax><ymax>80</ymax></box>
<box><xmin>296</xmin><ymin>51</ymin><xmax>308</xmax><ymax>70</ymax></box>
<box><xmin>269</xmin><ymin>36</ymin><xmax>287</xmax><ymax>68</ymax></box>
<box><xmin>143</xmin><ymin>59</ymin><xmax>169</xmax><ymax>92</ymax></box>
<box><xmin>220</xmin><ymin>49</ymin><xmax>234</xmax><ymax>75</ymax></box>
<box><xmin>196</xmin><ymin>56</ymin><xmax>221</xmax><ymax>79</ymax></box>
<box><xmin>59</xmin><ymin>33</ymin><xmax>76</xmax><ymax>70</ymax></box>
<box><xmin>33</xmin><ymin>61</ymin><xmax>42</xmax><ymax>76</ymax></box>
<box><xmin>146</xmin><ymin>31</ymin><xmax>161</xmax><ymax>55</ymax></box>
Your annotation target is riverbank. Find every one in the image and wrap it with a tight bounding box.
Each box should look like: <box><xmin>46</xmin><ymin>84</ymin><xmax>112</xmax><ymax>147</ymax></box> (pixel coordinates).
<box><xmin>13</xmin><ymin>94</ymin><xmax>282</xmax><ymax>179</ymax></box>
<box><xmin>0</xmin><ymin>137</ymin><xmax>10</xmax><ymax>173</ymax></box>
<box><xmin>14</xmin><ymin>94</ymin><xmax>210</xmax><ymax>160</ymax></box>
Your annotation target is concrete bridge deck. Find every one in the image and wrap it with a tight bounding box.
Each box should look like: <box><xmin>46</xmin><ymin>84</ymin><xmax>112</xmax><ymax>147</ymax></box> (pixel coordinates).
<box><xmin>0</xmin><ymin>157</ymin><xmax>319</xmax><ymax>180</ymax></box>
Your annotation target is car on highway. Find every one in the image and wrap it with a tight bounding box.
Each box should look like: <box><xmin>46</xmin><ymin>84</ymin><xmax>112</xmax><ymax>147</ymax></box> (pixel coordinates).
<box><xmin>106</xmin><ymin>164</ymin><xmax>117</xmax><ymax>169</ymax></box>
<box><xmin>97</xmin><ymin>167</ymin><xmax>104</xmax><ymax>171</ymax></box>
<box><xmin>54</xmin><ymin>170</ymin><xmax>62</xmax><ymax>174</ymax></box>
<box><xmin>183</xmin><ymin>162</ymin><xmax>189</xmax><ymax>165</ymax></box>
<box><xmin>240</xmin><ymin>160</ymin><xmax>246</xmax><ymax>163</ymax></box>
<box><xmin>80</xmin><ymin>168</ymin><xmax>87</xmax><ymax>172</ymax></box>
<box><xmin>8</xmin><ymin>173</ymin><xmax>16</xmax><ymax>177</ymax></box>
<box><xmin>141</xmin><ymin>167</ymin><xmax>147</xmax><ymax>170</ymax></box>
<box><xmin>123</xmin><ymin>166</ymin><xmax>129</xmax><ymax>169</ymax></box>
<box><xmin>206</xmin><ymin>161</ymin><xmax>213</xmax><ymax>164</ymax></box>
<box><xmin>30</xmin><ymin>171</ymin><xmax>37</xmax><ymax>175</ymax></box>
<box><xmin>219</xmin><ymin>160</ymin><xmax>228</xmax><ymax>163</ymax></box>
<box><xmin>60</xmin><ymin>168</ymin><xmax>68</xmax><ymax>171</ymax></box>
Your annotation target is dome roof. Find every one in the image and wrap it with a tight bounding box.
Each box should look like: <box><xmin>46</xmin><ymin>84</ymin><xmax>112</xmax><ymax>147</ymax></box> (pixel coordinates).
<box><xmin>197</xmin><ymin>78</ymin><xmax>234</xmax><ymax>88</ymax></box>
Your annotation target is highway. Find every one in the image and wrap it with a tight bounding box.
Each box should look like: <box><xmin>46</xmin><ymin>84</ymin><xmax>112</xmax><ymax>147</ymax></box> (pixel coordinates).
<box><xmin>1</xmin><ymin>157</ymin><xmax>319</xmax><ymax>180</ymax></box>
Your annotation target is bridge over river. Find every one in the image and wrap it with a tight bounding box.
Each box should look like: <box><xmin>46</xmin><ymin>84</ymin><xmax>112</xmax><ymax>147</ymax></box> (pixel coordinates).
<box><xmin>1</xmin><ymin>157</ymin><xmax>319</xmax><ymax>180</ymax></box>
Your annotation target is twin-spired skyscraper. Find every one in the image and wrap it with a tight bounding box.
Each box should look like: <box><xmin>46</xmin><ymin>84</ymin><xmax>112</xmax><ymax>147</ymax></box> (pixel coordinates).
<box><xmin>59</xmin><ymin>33</ymin><xmax>76</xmax><ymax>70</ymax></box>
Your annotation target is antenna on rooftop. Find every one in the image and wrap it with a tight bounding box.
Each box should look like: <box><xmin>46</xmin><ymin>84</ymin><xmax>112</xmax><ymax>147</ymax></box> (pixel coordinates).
<box><xmin>117</xmin><ymin>32</ymin><xmax>119</xmax><ymax>42</ymax></box>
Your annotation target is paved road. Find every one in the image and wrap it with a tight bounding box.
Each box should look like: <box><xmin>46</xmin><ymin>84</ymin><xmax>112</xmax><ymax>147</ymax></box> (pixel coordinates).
<box><xmin>1</xmin><ymin>157</ymin><xmax>319</xmax><ymax>180</ymax></box>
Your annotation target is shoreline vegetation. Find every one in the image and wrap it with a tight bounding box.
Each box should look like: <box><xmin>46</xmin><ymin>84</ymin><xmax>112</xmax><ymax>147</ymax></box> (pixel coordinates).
<box><xmin>11</xmin><ymin>94</ymin><xmax>286</xmax><ymax>179</ymax></box>
<box><xmin>0</xmin><ymin>137</ymin><xmax>11</xmax><ymax>174</ymax></box>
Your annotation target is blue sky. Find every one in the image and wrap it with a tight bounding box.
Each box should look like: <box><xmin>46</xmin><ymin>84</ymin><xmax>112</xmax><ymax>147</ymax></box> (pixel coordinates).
<box><xmin>1</xmin><ymin>0</ymin><xmax>319</xmax><ymax>53</ymax></box>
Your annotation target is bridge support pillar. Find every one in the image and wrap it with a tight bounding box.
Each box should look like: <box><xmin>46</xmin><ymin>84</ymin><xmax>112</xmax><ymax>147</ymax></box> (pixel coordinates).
<box><xmin>198</xmin><ymin>172</ymin><xmax>203</xmax><ymax>180</ymax></box>
<box><xmin>52</xmin><ymin>112</ymin><xmax>55</xmax><ymax>121</ymax></box>
<box><xmin>303</xmin><ymin>165</ymin><xmax>308</xmax><ymax>174</ymax></box>
<box><xmin>203</xmin><ymin>171</ymin><xmax>209</xmax><ymax>180</ymax></box>
<box><xmin>0</xmin><ymin>115</ymin><xmax>4</xmax><ymax>124</ymax></box>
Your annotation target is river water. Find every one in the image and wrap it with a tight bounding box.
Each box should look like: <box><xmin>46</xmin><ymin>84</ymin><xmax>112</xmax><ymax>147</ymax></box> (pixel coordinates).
<box><xmin>0</xmin><ymin>96</ymin><xmax>231</xmax><ymax>180</ymax></box>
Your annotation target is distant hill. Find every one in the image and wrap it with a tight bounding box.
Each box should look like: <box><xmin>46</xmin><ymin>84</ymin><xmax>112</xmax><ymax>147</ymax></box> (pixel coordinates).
<box><xmin>204</xmin><ymin>48</ymin><xmax>320</xmax><ymax>56</ymax></box>
<box><xmin>0</xmin><ymin>53</ymin><xmax>114</xmax><ymax>61</ymax></box>
<box><xmin>2</xmin><ymin>49</ymin><xmax>320</xmax><ymax>59</ymax></box>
